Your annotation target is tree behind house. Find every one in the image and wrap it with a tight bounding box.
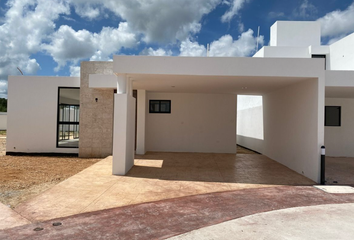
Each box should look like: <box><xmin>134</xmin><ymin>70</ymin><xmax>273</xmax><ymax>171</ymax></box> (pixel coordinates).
<box><xmin>0</xmin><ymin>98</ymin><xmax>7</xmax><ymax>112</ymax></box>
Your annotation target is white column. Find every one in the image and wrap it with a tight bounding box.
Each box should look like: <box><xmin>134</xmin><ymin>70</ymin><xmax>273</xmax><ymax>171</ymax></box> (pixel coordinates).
<box><xmin>112</xmin><ymin>75</ymin><xmax>136</xmax><ymax>175</ymax></box>
<box><xmin>136</xmin><ymin>89</ymin><xmax>146</xmax><ymax>155</ymax></box>
<box><xmin>116</xmin><ymin>74</ymin><xmax>126</xmax><ymax>94</ymax></box>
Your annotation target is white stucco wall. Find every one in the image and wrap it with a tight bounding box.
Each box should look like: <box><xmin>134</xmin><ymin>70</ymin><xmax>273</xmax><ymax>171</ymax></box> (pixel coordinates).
<box><xmin>136</xmin><ymin>89</ymin><xmax>146</xmax><ymax>155</ymax></box>
<box><xmin>112</xmin><ymin>94</ymin><xmax>136</xmax><ymax>175</ymax></box>
<box><xmin>7</xmin><ymin>76</ymin><xmax>80</xmax><ymax>154</ymax></box>
<box><xmin>325</xmin><ymin>98</ymin><xmax>354</xmax><ymax>157</ymax></box>
<box><xmin>256</xmin><ymin>46</ymin><xmax>311</xmax><ymax>58</ymax></box>
<box><xmin>237</xmin><ymin>95</ymin><xmax>264</xmax><ymax>153</ymax></box>
<box><xmin>263</xmin><ymin>78</ymin><xmax>323</xmax><ymax>182</ymax></box>
<box><xmin>0</xmin><ymin>113</ymin><xmax>7</xmax><ymax>130</ymax></box>
<box><xmin>270</xmin><ymin>21</ymin><xmax>321</xmax><ymax>47</ymax></box>
<box><xmin>146</xmin><ymin>92</ymin><xmax>237</xmax><ymax>153</ymax></box>
<box><xmin>328</xmin><ymin>32</ymin><xmax>354</xmax><ymax>70</ymax></box>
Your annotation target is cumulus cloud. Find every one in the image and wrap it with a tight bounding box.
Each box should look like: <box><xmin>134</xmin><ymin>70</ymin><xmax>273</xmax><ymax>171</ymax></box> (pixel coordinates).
<box><xmin>43</xmin><ymin>22</ymin><xmax>137</xmax><ymax>70</ymax></box>
<box><xmin>69</xmin><ymin>66</ymin><xmax>80</xmax><ymax>77</ymax></box>
<box><xmin>70</xmin><ymin>0</ymin><xmax>221</xmax><ymax>43</ymax></box>
<box><xmin>317</xmin><ymin>2</ymin><xmax>354</xmax><ymax>38</ymax></box>
<box><xmin>221</xmin><ymin>0</ymin><xmax>249</xmax><ymax>22</ymax></box>
<box><xmin>180</xmin><ymin>29</ymin><xmax>263</xmax><ymax>57</ymax></box>
<box><xmin>180</xmin><ymin>39</ymin><xmax>207</xmax><ymax>56</ymax></box>
<box><xmin>73</xmin><ymin>3</ymin><xmax>100</xmax><ymax>19</ymax></box>
<box><xmin>43</xmin><ymin>26</ymin><xmax>96</xmax><ymax>70</ymax></box>
<box><xmin>140</xmin><ymin>47</ymin><xmax>173</xmax><ymax>56</ymax></box>
<box><xmin>210</xmin><ymin>29</ymin><xmax>263</xmax><ymax>56</ymax></box>
<box><xmin>0</xmin><ymin>0</ymin><xmax>70</xmax><ymax>97</ymax></box>
<box><xmin>0</xmin><ymin>81</ymin><xmax>8</xmax><ymax>99</ymax></box>
<box><xmin>293</xmin><ymin>0</ymin><xmax>317</xmax><ymax>19</ymax></box>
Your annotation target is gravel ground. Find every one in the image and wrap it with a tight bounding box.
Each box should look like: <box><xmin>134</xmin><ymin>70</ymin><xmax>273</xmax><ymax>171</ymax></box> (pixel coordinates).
<box><xmin>0</xmin><ymin>136</ymin><xmax>102</xmax><ymax>208</ymax></box>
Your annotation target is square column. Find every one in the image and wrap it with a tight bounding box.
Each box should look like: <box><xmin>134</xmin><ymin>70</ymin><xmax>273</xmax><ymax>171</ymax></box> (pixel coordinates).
<box><xmin>136</xmin><ymin>90</ymin><xmax>146</xmax><ymax>155</ymax></box>
<box><xmin>112</xmin><ymin>93</ymin><xmax>136</xmax><ymax>175</ymax></box>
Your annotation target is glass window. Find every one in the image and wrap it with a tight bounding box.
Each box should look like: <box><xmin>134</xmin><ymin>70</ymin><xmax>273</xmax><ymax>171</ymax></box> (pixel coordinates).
<box><xmin>325</xmin><ymin>106</ymin><xmax>341</xmax><ymax>127</ymax></box>
<box><xmin>57</xmin><ymin>88</ymin><xmax>80</xmax><ymax>148</ymax></box>
<box><xmin>149</xmin><ymin>100</ymin><xmax>171</xmax><ymax>113</ymax></box>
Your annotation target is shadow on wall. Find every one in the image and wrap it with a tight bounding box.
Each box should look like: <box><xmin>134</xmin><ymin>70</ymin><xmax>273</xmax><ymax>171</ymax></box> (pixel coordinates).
<box><xmin>237</xmin><ymin>135</ymin><xmax>264</xmax><ymax>154</ymax></box>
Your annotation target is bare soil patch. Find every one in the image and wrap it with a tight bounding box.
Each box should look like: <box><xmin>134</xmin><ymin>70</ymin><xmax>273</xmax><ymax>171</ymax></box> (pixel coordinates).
<box><xmin>0</xmin><ymin>137</ymin><xmax>102</xmax><ymax>208</ymax></box>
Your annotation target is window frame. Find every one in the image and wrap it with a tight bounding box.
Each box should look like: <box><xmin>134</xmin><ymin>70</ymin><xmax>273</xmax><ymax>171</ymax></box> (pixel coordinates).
<box><xmin>149</xmin><ymin>100</ymin><xmax>171</xmax><ymax>114</ymax></box>
<box><xmin>325</xmin><ymin>106</ymin><xmax>341</xmax><ymax>127</ymax></box>
<box><xmin>56</xmin><ymin>87</ymin><xmax>80</xmax><ymax>148</ymax></box>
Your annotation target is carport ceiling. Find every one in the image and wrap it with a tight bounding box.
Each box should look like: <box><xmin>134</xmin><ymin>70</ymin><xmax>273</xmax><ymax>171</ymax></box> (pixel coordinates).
<box><xmin>131</xmin><ymin>74</ymin><xmax>315</xmax><ymax>95</ymax></box>
<box><xmin>326</xmin><ymin>87</ymin><xmax>354</xmax><ymax>98</ymax></box>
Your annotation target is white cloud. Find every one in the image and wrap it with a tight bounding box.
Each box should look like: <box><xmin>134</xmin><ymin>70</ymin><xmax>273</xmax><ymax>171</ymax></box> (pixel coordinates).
<box><xmin>293</xmin><ymin>0</ymin><xmax>317</xmax><ymax>19</ymax></box>
<box><xmin>221</xmin><ymin>0</ymin><xmax>249</xmax><ymax>22</ymax></box>
<box><xmin>209</xmin><ymin>29</ymin><xmax>263</xmax><ymax>57</ymax></box>
<box><xmin>0</xmin><ymin>81</ymin><xmax>8</xmax><ymax>99</ymax></box>
<box><xmin>70</xmin><ymin>0</ymin><xmax>221</xmax><ymax>43</ymax></box>
<box><xmin>73</xmin><ymin>3</ymin><xmax>100</xmax><ymax>19</ymax></box>
<box><xmin>43</xmin><ymin>22</ymin><xmax>137</xmax><ymax>70</ymax></box>
<box><xmin>268</xmin><ymin>11</ymin><xmax>285</xmax><ymax>19</ymax></box>
<box><xmin>180</xmin><ymin>39</ymin><xmax>207</xmax><ymax>56</ymax></box>
<box><xmin>0</xmin><ymin>0</ymin><xmax>70</xmax><ymax>97</ymax></box>
<box><xmin>317</xmin><ymin>2</ymin><xmax>354</xmax><ymax>38</ymax></box>
<box><xmin>180</xmin><ymin>29</ymin><xmax>263</xmax><ymax>57</ymax></box>
<box><xmin>69</xmin><ymin>66</ymin><xmax>80</xmax><ymax>77</ymax></box>
<box><xmin>42</xmin><ymin>25</ymin><xmax>96</xmax><ymax>70</ymax></box>
<box><xmin>327</xmin><ymin>35</ymin><xmax>347</xmax><ymax>45</ymax></box>
<box><xmin>140</xmin><ymin>47</ymin><xmax>173</xmax><ymax>56</ymax></box>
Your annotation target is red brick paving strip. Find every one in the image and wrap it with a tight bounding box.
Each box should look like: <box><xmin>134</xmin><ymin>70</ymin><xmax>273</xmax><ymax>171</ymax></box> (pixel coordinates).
<box><xmin>1</xmin><ymin>186</ymin><xmax>354</xmax><ymax>240</ymax></box>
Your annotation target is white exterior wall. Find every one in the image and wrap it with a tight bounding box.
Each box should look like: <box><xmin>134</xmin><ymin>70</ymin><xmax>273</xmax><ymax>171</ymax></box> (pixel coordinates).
<box><xmin>237</xmin><ymin>95</ymin><xmax>264</xmax><ymax>153</ymax></box>
<box><xmin>136</xmin><ymin>90</ymin><xmax>146</xmax><ymax>155</ymax></box>
<box><xmin>0</xmin><ymin>113</ymin><xmax>7</xmax><ymax>130</ymax></box>
<box><xmin>328</xmin><ymin>33</ymin><xmax>354</xmax><ymax>70</ymax></box>
<box><xmin>325</xmin><ymin>98</ymin><xmax>354</xmax><ymax>157</ymax></box>
<box><xmin>256</xmin><ymin>46</ymin><xmax>311</xmax><ymax>58</ymax></box>
<box><xmin>270</xmin><ymin>21</ymin><xmax>321</xmax><ymax>47</ymax></box>
<box><xmin>112</xmin><ymin>94</ymin><xmax>136</xmax><ymax>175</ymax></box>
<box><xmin>263</xmin><ymin>78</ymin><xmax>324</xmax><ymax>182</ymax></box>
<box><xmin>7</xmin><ymin>76</ymin><xmax>80</xmax><ymax>154</ymax></box>
<box><xmin>146</xmin><ymin>92</ymin><xmax>237</xmax><ymax>153</ymax></box>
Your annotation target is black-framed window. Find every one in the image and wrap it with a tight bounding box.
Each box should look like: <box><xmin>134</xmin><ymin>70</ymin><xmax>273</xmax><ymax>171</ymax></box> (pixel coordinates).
<box><xmin>57</xmin><ymin>87</ymin><xmax>80</xmax><ymax>148</ymax></box>
<box><xmin>325</xmin><ymin>106</ymin><xmax>341</xmax><ymax>127</ymax></box>
<box><xmin>149</xmin><ymin>100</ymin><xmax>171</xmax><ymax>113</ymax></box>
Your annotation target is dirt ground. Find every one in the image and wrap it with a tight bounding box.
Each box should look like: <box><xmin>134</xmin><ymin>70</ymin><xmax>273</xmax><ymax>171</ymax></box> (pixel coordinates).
<box><xmin>0</xmin><ymin>135</ymin><xmax>254</xmax><ymax>208</ymax></box>
<box><xmin>0</xmin><ymin>136</ymin><xmax>102</xmax><ymax>208</ymax></box>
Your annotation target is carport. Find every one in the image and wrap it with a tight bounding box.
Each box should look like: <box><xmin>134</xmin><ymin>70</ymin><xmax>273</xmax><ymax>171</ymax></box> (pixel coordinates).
<box><xmin>89</xmin><ymin>56</ymin><xmax>325</xmax><ymax>183</ymax></box>
<box><xmin>324</xmin><ymin>71</ymin><xmax>354</xmax><ymax>185</ymax></box>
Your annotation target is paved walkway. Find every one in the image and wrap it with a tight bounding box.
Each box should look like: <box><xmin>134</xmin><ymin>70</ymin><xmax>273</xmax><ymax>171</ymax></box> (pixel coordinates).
<box><xmin>0</xmin><ymin>203</ymin><xmax>30</xmax><ymax>230</ymax></box>
<box><xmin>169</xmin><ymin>203</ymin><xmax>354</xmax><ymax>240</ymax></box>
<box><xmin>14</xmin><ymin>152</ymin><xmax>314</xmax><ymax>222</ymax></box>
<box><xmin>1</xmin><ymin>186</ymin><xmax>354</xmax><ymax>239</ymax></box>
<box><xmin>326</xmin><ymin>157</ymin><xmax>354</xmax><ymax>185</ymax></box>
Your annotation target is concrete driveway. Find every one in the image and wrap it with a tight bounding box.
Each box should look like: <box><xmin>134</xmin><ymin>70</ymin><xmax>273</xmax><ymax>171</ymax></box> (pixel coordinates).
<box><xmin>14</xmin><ymin>152</ymin><xmax>314</xmax><ymax>222</ymax></box>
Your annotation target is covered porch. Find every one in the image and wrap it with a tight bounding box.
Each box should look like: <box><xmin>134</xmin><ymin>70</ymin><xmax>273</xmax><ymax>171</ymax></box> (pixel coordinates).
<box><xmin>89</xmin><ymin>56</ymin><xmax>325</xmax><ymax>183</ymax></box>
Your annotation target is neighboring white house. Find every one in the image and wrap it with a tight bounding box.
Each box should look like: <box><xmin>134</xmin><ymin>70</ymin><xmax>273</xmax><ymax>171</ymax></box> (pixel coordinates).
<box><xmin>240</xmin><ymin>21</ymin><xmax>354</xmax><ymax>160</ymax></box>
<box><xmin>6</xmin><ymin>21</ymin><xmax>354</xmax><ymax>184</ymax></box>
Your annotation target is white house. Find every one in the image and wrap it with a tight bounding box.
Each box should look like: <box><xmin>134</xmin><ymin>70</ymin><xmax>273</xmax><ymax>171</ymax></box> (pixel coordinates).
<box><xmin>6</xmin><ymin>21</ymin><xmax>354</xmax><ymax>183</ymax></box>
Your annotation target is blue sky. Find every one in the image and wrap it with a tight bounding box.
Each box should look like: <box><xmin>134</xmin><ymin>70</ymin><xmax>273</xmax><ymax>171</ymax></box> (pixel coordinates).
<box><xmin>0</xmin><ymin>0</ymin><xmax>354</xmax><ymax>98</ymax></box>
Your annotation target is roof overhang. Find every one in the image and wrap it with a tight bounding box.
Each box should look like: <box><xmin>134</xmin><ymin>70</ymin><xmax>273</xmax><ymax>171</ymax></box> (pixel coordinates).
<box><xmin>107</xmin><ymin>56</ymin><xmax>326</xmax><ymax>95</ymax></box>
